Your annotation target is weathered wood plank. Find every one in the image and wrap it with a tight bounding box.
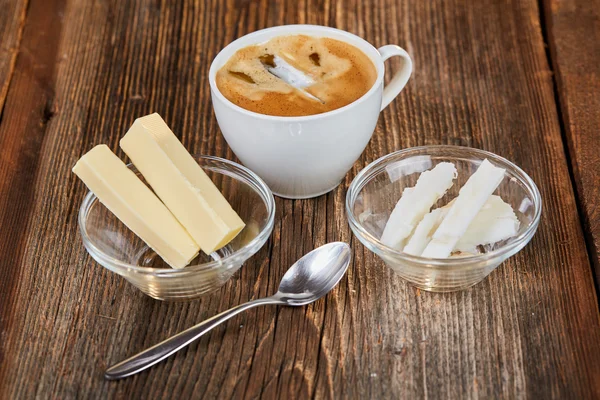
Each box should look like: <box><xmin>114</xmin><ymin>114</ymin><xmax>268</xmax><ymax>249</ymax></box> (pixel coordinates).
<box><xmin>0</xmin><ymin>0</ymin><xmax>65</xmax><ymax>384</ymax></box>
<box><xmin>0</xmin><ymin>0</ymin><xmax>598</xmax><ymax>398</ymax></box>
<box><xmin>0</xmin><ymin>0</ymin><xmax>28</xmax><ymax>111</ymax></box>
<box><xmin>542</xmin><ymin>0</ymin><xmax>600</xmax><ymax>283</ymax></box>
<box><xmin>0</xmin><ymin>0</ymin><xmax>28</xmax><ymax>110</ymax></box>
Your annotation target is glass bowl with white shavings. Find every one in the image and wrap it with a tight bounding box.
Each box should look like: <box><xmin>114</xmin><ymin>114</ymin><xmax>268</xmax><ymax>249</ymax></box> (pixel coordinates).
<box><xmin>78</xmin><ymin>155</ymin><xmax>275</xmax><ymax>301</ymax></box>
<box><xmin>346</xmin><ymin>146</ymin><xmax>542</xmax><ymax>292</ymax></box>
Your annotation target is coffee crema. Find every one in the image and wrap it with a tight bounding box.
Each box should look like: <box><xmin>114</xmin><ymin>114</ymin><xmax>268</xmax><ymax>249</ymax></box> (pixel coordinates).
<box><xmin>215</xmin><ymin>35</ymin><xmax>377</xmax><ymax>117</ymax></box>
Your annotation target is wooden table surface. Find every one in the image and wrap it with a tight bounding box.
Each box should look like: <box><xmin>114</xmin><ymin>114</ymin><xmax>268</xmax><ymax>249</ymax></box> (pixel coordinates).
<box><xmin>1</xmin><ymin>0</ymin><xmax>599</xmax><ymax>398</ymax></box>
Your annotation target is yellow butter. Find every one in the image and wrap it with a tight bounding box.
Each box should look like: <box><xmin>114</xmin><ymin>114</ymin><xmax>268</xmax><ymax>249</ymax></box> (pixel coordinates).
<box><xmin>72</xmin><ymin>145</ymin><xmax>199</xmax><ymax>268</ymax></box>
<box><xmin>120</xmin><ymin>113</ymin><xmax>245</xmax><ymax>254</ymax></box>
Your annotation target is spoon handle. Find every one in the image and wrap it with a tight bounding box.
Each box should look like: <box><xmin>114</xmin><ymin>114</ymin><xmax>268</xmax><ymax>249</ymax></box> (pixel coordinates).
<box><xmin>105</xmin><ymin>297</ymin><xmax>280</xmax><ymax>380</ymax></box>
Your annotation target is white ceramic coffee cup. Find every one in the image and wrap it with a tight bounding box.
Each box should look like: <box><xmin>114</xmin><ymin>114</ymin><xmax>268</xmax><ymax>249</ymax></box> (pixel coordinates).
<box><xmin>209</xmin><ymin>25</ymin><xmax>412</xmax><ymax>199</ymax></box>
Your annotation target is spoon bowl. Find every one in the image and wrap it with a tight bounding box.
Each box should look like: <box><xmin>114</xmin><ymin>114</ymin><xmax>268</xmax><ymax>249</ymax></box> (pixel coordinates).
<box><xmin>105</xmin><ymin>242</ymin><xmax>351</xmax><ymax>380</ymax></box>
<box><xmin>276</xmin><ymin>242</ymin><xmax>351</xmax><ymax>305</ymax></box>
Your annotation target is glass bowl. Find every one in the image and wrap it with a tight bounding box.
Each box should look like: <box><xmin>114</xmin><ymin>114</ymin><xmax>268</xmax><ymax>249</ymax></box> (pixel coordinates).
<box><xmin>346</xmin><ymin>146</ymin><xmax>542</xmax><ymax>292</ymax></box>
<box><xmin>78</xmin><ymin>155</ymin><xmax>275</xmax><ymax>301</ymax></box>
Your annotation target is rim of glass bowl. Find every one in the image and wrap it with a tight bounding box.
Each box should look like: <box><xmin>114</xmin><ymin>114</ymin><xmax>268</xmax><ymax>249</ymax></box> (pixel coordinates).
<box><xmin>78</xmin><ymin>155</ymin><xmax>275</xmax><ymax>276</ymax></box>
<box><xmin>345</xmin><ymin>145</ymin><xmax>542</xmax><ymax>269</ymax></box>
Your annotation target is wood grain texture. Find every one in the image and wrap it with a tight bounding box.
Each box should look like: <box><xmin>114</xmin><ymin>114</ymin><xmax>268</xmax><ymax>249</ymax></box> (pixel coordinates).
<box><xmin>0</xmin><ymin>0</ymin><xmax>65</xmax><ymax>371</ymax></box>
<box><xmin>542</xmin><ymin>0</ymin><xmax>600</xmax><ymax>283</ymax></box>
<box><xmin>0</xmin><ymin>0</ymin><xmax>28</xmax><ymax>110</ymax></box>
<box><xmin>0</xmin><ymin>0</ymin><xmax>599</xmax><ymax>398</ymax></box>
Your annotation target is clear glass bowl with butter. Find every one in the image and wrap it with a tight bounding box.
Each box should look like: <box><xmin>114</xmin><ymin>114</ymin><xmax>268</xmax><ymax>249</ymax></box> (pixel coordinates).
<box><xmin>346</xmin><ymin>146</ymin><xmax>542</xmax><ymax>292</ymax></box>
<box><xmin>78</xmin><ymin>155</ymin><xmax>275</xmax><ymax>301</ymax></box>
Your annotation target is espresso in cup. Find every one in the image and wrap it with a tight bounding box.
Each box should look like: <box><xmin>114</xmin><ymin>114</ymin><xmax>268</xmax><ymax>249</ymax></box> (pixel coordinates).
<box><xmin>215</xmin><ymin>34</ymin><xmax>377</xmax><ymax>117</ymax></box>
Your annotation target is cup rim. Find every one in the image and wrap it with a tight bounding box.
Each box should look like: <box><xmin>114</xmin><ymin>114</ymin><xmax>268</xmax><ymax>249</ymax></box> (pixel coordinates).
<box><xmin>345</xmin><ymin>145</ymin><xmax>543</xmax><ymax>268</ymax></box>
<box><xmin>208</xmin><ymin>24</ymin><xmax>385</xmax><ymax>122</ymax></box>
<box><xmin>78</xmin><ymin>155</ymin><xmax>276</xmax><ymax>276</ymax></box>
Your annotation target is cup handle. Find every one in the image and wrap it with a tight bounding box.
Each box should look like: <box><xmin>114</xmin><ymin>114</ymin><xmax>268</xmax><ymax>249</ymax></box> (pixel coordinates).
<box><xmin>377</xmin><ymin>45</ymin><xmax>413</xmax><ymax>111</ymax></box>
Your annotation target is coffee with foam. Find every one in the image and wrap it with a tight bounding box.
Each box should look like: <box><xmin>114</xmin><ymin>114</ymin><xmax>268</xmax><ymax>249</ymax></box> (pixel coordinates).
<box><xmin>216</xmin><ymin>35</ymin><xmax>377</xmax><ymax>117</ymax></box>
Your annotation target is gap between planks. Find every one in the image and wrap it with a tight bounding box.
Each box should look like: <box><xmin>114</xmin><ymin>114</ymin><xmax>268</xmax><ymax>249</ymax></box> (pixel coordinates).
<box><xmin>535</xmin><ymin>0</ymin><xmax>600</xmax><ymax>300</ymax></box>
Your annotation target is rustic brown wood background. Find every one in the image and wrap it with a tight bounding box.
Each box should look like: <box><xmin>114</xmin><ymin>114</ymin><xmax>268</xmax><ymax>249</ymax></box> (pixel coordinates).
<box><xmin>1</xmin><ymin>0</ymin><xmax>599</xmax><ymax>398</ymax></box>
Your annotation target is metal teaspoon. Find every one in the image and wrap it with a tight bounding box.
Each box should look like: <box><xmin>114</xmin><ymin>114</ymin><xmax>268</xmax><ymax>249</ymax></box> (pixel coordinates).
<box><xmin>105</xmin><ymin>242</ymin><xmax>351</xmax><ymax>380</ymax></box>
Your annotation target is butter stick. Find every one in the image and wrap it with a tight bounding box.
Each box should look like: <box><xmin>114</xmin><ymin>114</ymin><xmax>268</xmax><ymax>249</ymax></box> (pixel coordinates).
<box><xmin>120</xmin><ymin>113</ymin><xmax>245</xmax><ymax>254</ymax></box>
<box><xmin>73</xmin><ymin>145</ymin><xmax>199</xmax><ymax>268</ymax></box>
